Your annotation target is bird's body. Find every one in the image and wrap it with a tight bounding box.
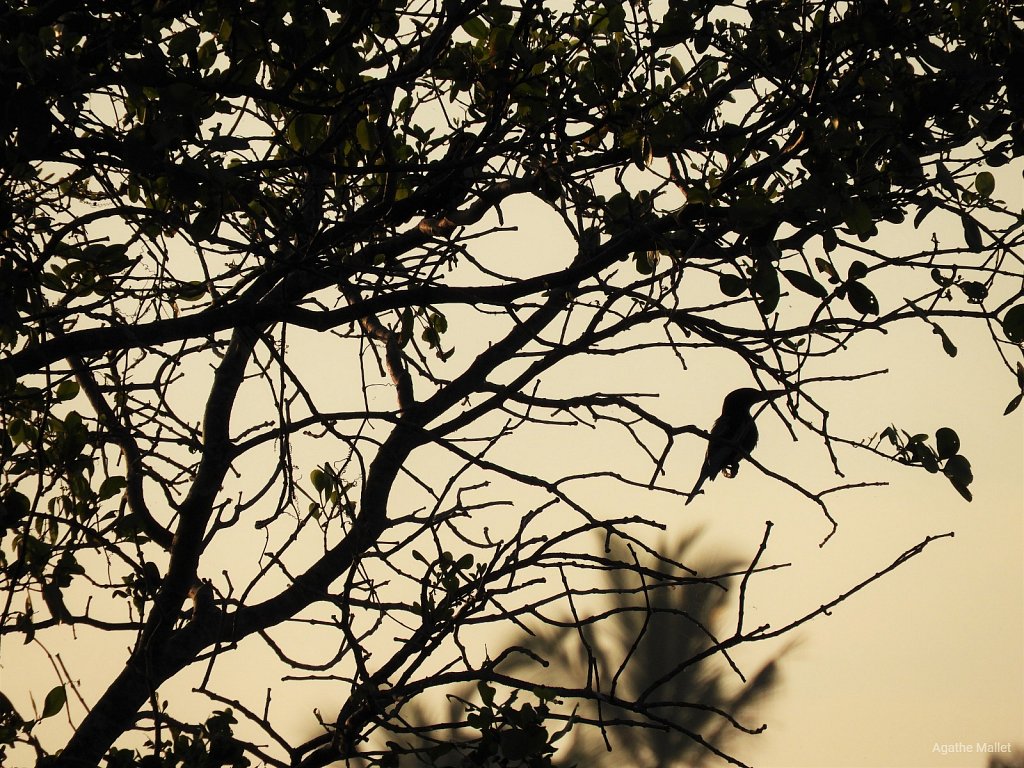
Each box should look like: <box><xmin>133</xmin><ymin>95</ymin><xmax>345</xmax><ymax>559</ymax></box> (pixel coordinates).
<box><xmin>686</xmin><ymin>388</ymin><xmax>781</xmax><ymax>505</ymax></box>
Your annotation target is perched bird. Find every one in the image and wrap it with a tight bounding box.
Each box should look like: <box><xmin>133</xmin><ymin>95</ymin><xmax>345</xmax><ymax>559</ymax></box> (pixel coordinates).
<box><xmin>685</xmin><ymin>387</ymin><xmax>783</xmax><ymax>505</ymax></box>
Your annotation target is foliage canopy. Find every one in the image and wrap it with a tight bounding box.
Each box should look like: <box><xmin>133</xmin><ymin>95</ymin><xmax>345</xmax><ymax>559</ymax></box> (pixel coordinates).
<box><xmin>1</xmin><ymin>1</ymin><xmax>1022</xmax><ymax>766</ymax></box>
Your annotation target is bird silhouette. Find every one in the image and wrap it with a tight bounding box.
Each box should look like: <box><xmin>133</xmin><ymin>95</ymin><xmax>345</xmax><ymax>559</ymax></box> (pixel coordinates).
<box><xmin>685</xmin><ymin>387</ymin><xmax>783</xmax><ymax>506</ymax></box>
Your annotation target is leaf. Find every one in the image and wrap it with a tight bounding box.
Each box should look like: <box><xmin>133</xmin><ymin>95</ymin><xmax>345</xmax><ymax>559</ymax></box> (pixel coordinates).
<box><xmin>652</xmin><ymin>7</ymin><xmax>694</xmax><ymax>47</ymax></box>
<box><xmin>478</xmin><ymin>681</ymin><xmax>496</xmax><ymax>706</ymax></box>
<box><xmin>846</xmin><ymin>281</ymin><xmax>879</xmax><ymax>315</ymax></box>
<box><xmin>820</xmin><ymin>229</ymin><xmax>838</xmax><ymax>253</ymax></box>
<box><xmin>98</xmin><ymin>476</ymin><xmax>127</xmax><ymax>501</ymax></box>
<box><xmin>929</xmin><ymin>268</ymin><xmax>954</xmax><ymax>287</ymax></box>
<box><xmin>537</xmin><ymin>172</ymin><xmax>562</xmax><ymax>202</ymax></box>
<box><xmin>8</xmin><ymin>419</ymin><xmax>27</xmax><ymax>445</ymax></box>
<box><xmin>310</xmin><ymin>469</ymin><xmax>327</xmax><ymax>492</ymax></box>
<box><xmin>167</xmin><ymin>27</ymin><xmax>201</xmax><ymax>58</ymax></box>
<box><xmin>842</xmin><ymin>199</ymin><xmax>874</xmax><ymax>237</ymax></box>
<box><xmin>699</xmin><ymin>58</ymin><xmax>719</xmax><ymax>84</ymax></box>
<box><xmin>960</xmin><ymin>214</ymin><xmax>983</xmax><ymax>252</ymax></box>
<box><xmin>1004</xmin><ymin>392</ymin><xmax>1022</xmax><ymax>416</ymax></box>
<box><xmin>948</xmin><ymin>477</ymin><xmax>973</xmax><ymax>502</ymax></box>
<box><xmin>176</xmin><ymin>281</ymin><xmax>207</xmax><ymax>301</ymax></box>
<box><xmin>355</xmin><ymin>119</ymin><xmax>376</xmax><ymax>152</ymax></box>
<box><xmin>815</xmin><ymin>257</ymin><xmax>840</xmax><ymax>283</ymax></box>
<box><xmin>782</xmin><ymin>269</ymin><xmax>828</xmax><ymax>298</ymax></box>
<box><xmin>751</xmin><ymin>262</ymin><xmax>780</xmax><ymax>313</ymax></box>
<box><xmin>41</xmin><ymin>685</ymin><xmax>66</xmax><ymax>719</ymax></box>
<box><xmin>718</xmin><ymin>273</ymin><xmax>745</xmax><ymax>297</ymax></box>
<box><xmin>287</xmin><ymin>113</ymin><xmax>324</xmax><ymax>151</ymax></box>
<box><xmin>399</xmin><ymin>307</ymin><xmax>414</xmax><ymax>346</ymax></box>
<box><xmin>488</xmin><ymin>5</ymin><xmax>514</xmax><ymax>24</ymax></box>
<box><xmin>421</xmin><ymin>327</ymin><xmax>440</xmax><ymax>348</ymax></box>
<box><xmin>633</xmin><ymin>250</ymin><xmax>659</xmax><ymax>274</ymax></box>
<box><xmin>17</xmin><ymin>608</ymin><xmax>35</xmax><ymax>644</ymax></box>
<box><xmin>957</xmin><ymin>281</ymin><xmax>988</xmax><ymax>303</ymax></box>
<box><xmin>55</xmin><ymin>380</ymin><xmax>80</xmax><ymax>401</ymax></box>
<box><xmin>981</xmin><ymin>113</ymin><xmax>1013</xmax><ymax>141</ymax></box>
<box><xmin>461</xmin><ymin>17</ymin><xmax>489</xmax><ymax>40</ymax></box>
<box><xmin>942</xmin><ymin>454</ymin><xmax>973</xmax><ymax>502</ymax></box>
<box><xmin>906</xmin><ymin>438</ymin><xmax>939</xmax><ymax>473</ymax></box>
<box><xmin>694</xmin><ymin>25</ymin><xmax>712</xmax><ymax>53</ymax></box>
<box><xmin>190</xmin><ymin>206</ymin><xmax>221</xmax><ymax>240</ymax></box>
<box><xmin>974</xmin><ymin>171</ymin><xmax>995</xmax><ymax>198</ymax></box>
<box><xmin>913</xmin><ymin>196</ymin><xmax>937</xmax><ymax>229</ymax></box>
<box><xmin>935</xmin><ymin>427</ymin><xmax>960</xmax><ymax>459</ymax></box>
<box><xmin>847</xmin><ymin>260</ymin><xmax>868</xmax><ymax>281</ymax></box>
<box><xmin>1001</xmin><ymin>304</ymin><xmax>1024</xmax><ymax>343</ymax></box>
<box><xmin>638</xmin><ymin>134</ymin><xmax>653</xmax><ymax>169</ymax></box>
<box><xmin>602</xmin><ymin>2</ymin><xmax>627</xmax><ymax>34</ymax></box>
<box><xmin>669</xmin><ymin>56</ymin><xmax>687</xmax><ymax>85</ymax></box>
<box><xmin>197</xmin><ymin>38</ymin><xmax>218</xmax><ymax>70</ymax></box>
<box><xmin>2</xmin><ymin>490</ymin><xmax>31</xmax><ymax>524</ymax></box>
<box><xmin>934</xmin><ymin>162</ymin><xmax>957</xmax><ymax>194</ymax></box>
<box><xmin>932</xmin><ymin>324</ymin><xmax>957</xmax><ymax>357</ymax></box>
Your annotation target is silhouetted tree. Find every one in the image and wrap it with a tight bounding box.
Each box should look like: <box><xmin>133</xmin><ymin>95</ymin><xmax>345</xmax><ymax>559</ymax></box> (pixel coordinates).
<box><xmin>1</xmin><ymin>2</ymin><xmax>1022</xmax><ymax>767</ymax></box>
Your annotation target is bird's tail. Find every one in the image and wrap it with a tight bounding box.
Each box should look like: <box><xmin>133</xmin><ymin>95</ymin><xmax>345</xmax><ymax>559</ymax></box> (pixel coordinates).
<box><xmin>684</xmin><ymin>473</ymin><xmax>707</xmax><ymax>506</ymax></box>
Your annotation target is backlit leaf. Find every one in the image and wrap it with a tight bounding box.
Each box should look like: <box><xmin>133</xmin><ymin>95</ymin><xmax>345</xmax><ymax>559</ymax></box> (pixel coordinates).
<box><xmin>846</xmin><ymin>281</ymin><xmax>879</xmax><ymax>315</ymax></box>
<box><xmin>974</xmin><ymin>171</ymin><xmax>995</xmax><ymax>198</ymax></box>
<box><xmin>782</xmin><ymin>269</ymin><xmax>828</xmax><ymax>298</ymax></box>
<box><xmin>1001</xmin><ymin>304</ymin><xmax>1024</xmax><ymax>343</ymax></box>
<box><xmin>961</xmin><ymin>214</ymin><xmax>983</xmax><ymax>252</ymax></box>
<box><xmin>719</xmin><ymin>273</ymin><xmax>745</xmax><ymax>297</ymax></box>
<box><xmin>1004</xmin><ymin>392</ymin><xmax>1022</xmax><ymax>416</ymax></box>
<box><xmin>932</xmin><ymin>324</ymin><xmax>957</xmax><ymax>357</ymax></box>
<box><xmin>942</xmin><ymin>454</ymin><xmax>973</xmax><ymax>502</ymax></box>
<box><xmin>935</xmin><ymin>427</ymin><xmax>960</xmax><ymax>459</ymax></box>
<box><xmin>461</xmin><ymin>17</ymin><xmax>488</xmax><ymax>39</ymax></box>
<box><xmin>41</xmin><ymin>685</ymin><xmax>66</xmax><ymax>719</ymax></box>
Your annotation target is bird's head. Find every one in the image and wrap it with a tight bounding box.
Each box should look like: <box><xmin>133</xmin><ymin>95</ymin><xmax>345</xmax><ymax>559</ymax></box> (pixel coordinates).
<box><xmin>722</xmin><ymin>387</ymin><xmax>786</xmax><ymax>411</ymax></box>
